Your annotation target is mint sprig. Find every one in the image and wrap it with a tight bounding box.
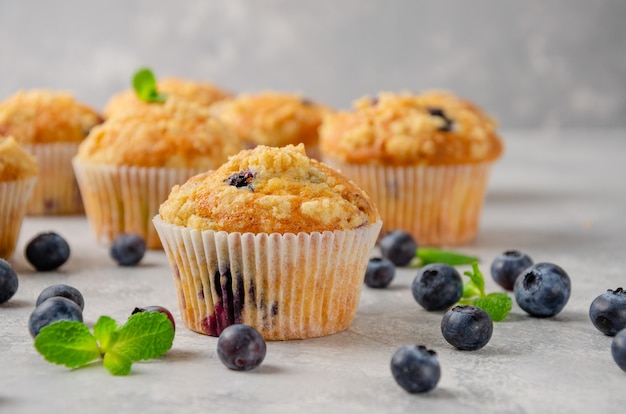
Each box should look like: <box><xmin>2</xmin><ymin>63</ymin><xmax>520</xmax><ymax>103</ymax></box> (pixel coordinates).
<box><xmin>34</xmin><ymin>311</ymin><xmax>174</xmax><ymax>375</ymax></box>
<box><xmin>413</xmin><ymin>248</ymin><xmax>480</xmax><ymax>267</ymax></box>
<box><xmin>460</xmin><ymin>262</ymin><xmax>512</xmax><ymax>322</ymax></box>
<box><xmin>132</xmin><ymin>68</ymin><xmax>166</xmax><ymax>103</ymax></box>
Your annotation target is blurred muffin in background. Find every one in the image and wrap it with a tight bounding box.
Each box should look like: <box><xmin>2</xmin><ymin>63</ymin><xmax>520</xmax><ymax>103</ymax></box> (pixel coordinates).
<box><xmin>73</xmin><ymin>96</ymin><xmax>245</xmax><ymax>249</ymax></box>
<box><xmin>210</xmin><ymin>91</ymin><xmax>331</xmax><ymax>160</ymax></box>
<box><xmin>319</xmin><ymin>90</ymin><xmax>503</xmax><ymax>246</ymax></box>
<box><xmin>0</xmin><ymin>89</ymin><xmax>102</xmax><ymax>215</ymax></box>
<box><xmin>0</xmin><ymin>136</ymin><xmax>38</xmax><ymax>259</ymax></box>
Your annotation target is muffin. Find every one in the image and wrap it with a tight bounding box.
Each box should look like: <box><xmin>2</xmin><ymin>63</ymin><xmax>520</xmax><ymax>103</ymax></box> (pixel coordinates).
<box><xmin>153</xmin><ymin>144</ymin><xmax>382</xmax><ymax>340</ymax></box>
<box><xmin>0</xmin><ymin>90</ymin><xmax>102</xmax><ymax>215</ymax></box>
<box><xmin>210</xmin><ymin>91</ymin><xmax>331</xmax><ymax>159</ymax></box>
<box><xmin>73</xmin><ymin>97</ymin><xmax>245</xmax><ymax>249</ymax></box>
<box><xmin>319</xmin><ymin>90</ymin><xmax>503</xmax><ymax>246</ymax></box>
<box><xmin>0</xmin><ymin>137</ymin><xmax>38</xmax><ymax>259</ymax></box>
<box><xmin>104</xmin><ymin>76</ymin><xmax>232</xmax><ymax>118</ymax></box>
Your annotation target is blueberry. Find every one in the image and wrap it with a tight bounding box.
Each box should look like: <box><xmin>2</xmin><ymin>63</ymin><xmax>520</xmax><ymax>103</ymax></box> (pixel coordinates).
<box><xmin>110</xmin><ymin>233</ymin><xmax>146</xmax><ymax>266</ymax></box>
<box><xmin>0</xmin><ymin>259</ymin><xmax>18</xmax><ymax>304</ymax></box>
<box><xmin>36</xmin><ymin>284</ymin><xmax>84</xmax><ymax>310</ymax></box>
<box><xmin>390</xmin><ymin>345</ymin><xmax>440</xmax><ymax>393</ymax></box>
<box><xmin>379</xmin><ymin>230</ymin><xmax>417</xmax><ymax>267</ymax></box>
<box><xmin>28</xmin><ymin>296</ymin><xmax>83</xmax><ymax>337</ymax></box>
<box><xmin>490</xmin><ymin>250</ymin><xmax>534</xmax><ymax>291</ymax></box>
<box><xmin>611</xmin><ymin>328</ymin><xmax>626</xmax><ymax>372</ymax></box>
<box><xmin>225</xmin><ymin>170</ymin><xmax>256</xmax><ymax>190</ymax></box>
<box><xmin>427</xmin><ymin>107</ymin><xmax>454</xmax><ymax>132</ymax></box>
<box><xmin>514</xmin><ymin>262</ymin><xmax>571</xmax><ymax>318</ymax></box>
<box><xmin>412</xmin><ymin>263</ymin><xmax>463</xmax><ymax>311</ymax></box>
<box><xmin>364</xmin><ymin>257</ymin><xmax>395</xmax><ymax>288</ymax></box>
<box><xmin>25</xmin><ymin>232</ymin><xmax>70</xmax><ymax>271</ymax></box>
<box><xmin>589</xmin><ymin>288</ymin><xmax>626</xmax><ymax>336</ymax></box>
<box><xmin>132</xmin><ymin>305</ymin><xmax>176</xmax><ymax>331</ymax></box>
<box><xmin>441</xmin><ymin>305</ymin><xmax>493</xmax><ymax>351</ymax></box>
<box><xmin>217</xmin><ymin>324</ymin><xmax>266</xmax><ymax>371</ymax></box>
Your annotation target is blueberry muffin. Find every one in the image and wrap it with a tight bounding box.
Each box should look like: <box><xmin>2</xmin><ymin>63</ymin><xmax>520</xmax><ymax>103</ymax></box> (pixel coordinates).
<box><xmin>73</xmin><ymin>97</ymin><xmax>245</xmax><ymax>249</ymax></box>
<box><xmin>210</xmin><ymin>91</ymin><xmax>331</xmax><ymax>159</ymax></box>
<box><xmin>0</xmin><ymin>137</ymin><xmax>38</xmax><ymax>258</ymax></box>
<box><xmin>104</xmin><ymin>77</ymin><xmax>231</xmax><ymax>119</ymax></box>
<box><xmin>320</xmin><ymin>90</ymin><xmax>503</xmax><ymax>246</ymax></box>
<box><xmin>153</xmin><ymin>144</ymin><xmax>382</xmax><ymax>340</ymax></box>
<box><xmin>0</xmin><ymin>90</ymin><xmax>102</xmax><ymax>215</ymax></box>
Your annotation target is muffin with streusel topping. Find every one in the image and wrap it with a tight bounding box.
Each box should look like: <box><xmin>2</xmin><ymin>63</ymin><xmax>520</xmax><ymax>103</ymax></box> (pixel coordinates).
<box><xmin>153</xmin><ymin>144</ymin><xmax>382</xmax><ymax>340</ymax></box>
<box><xmin>0</xmin><ymin>90</ymin><xmax>101</xmax><ymax>215</ymax></box>
<box><xmin>104</xmin><ymin>76</ymin><xmax>232</xmax><ymax>119</ymax></box>
<box><xmin>319</xmin><ymin>90</ymin><xmax>503</xmax><ymax>246</ymax></box>
<box><xmin>0</xmin><ymin>137</ymin><xmax>38</xmax><ymax>258</ymax></box>
<box><xmin>210</xmin><ymin>91</ymin><xmax>331</xmax><ymax>159</ymax></box>
<box><xmin>73</xmin><ymin>97</ymin><xmax>245</xmax><ymax>249</ymax></box>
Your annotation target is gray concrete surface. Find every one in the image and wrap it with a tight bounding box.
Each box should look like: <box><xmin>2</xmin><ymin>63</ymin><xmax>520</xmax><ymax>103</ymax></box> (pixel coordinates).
<box><xmin>1</xmin><ymin>129</ymin><xmax>626</xmax><ymax>413</ymax></box>
<box><xmin>1</xmin><ymin>0</ymin><xmax>626</xmax><ymax>128</ymax></box>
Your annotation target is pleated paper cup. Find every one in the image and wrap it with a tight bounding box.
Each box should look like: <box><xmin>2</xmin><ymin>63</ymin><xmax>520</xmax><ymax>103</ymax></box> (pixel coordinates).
<box><xmin>72</xmin><ymin>159</ymin><xmax>206</xmax><ymax>249</ymax></box>
<box><xmin>0</xmin><ymin>177</ymin><xmax>37</xmax><ymax>259</ymax></box>
<box><xmin>153</xmin><ymin>216</ymin><xmax>382</xmax><ymax>340</ymax></box>
<box><xmin>323</xmin><ymin>159</ymin><xmax>493</xmax><ymax>246</ymax></box>
<box><xmin>22</xmin><ymin>143</ymin><xmax>83</xmax><ymax>215</ymax></box>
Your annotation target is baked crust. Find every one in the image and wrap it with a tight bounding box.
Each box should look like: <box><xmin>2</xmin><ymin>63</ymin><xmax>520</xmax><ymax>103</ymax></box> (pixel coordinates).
<box><xmin>0</xmin><ymin>136</ymin><xmax>38</xmax><ymax>181</ymax></box>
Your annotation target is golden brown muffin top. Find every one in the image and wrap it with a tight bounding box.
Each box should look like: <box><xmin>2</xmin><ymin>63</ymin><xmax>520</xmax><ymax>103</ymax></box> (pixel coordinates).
<box><xmin>0</xmin><ymin>90</ymin><xmax>102</xmax><ymax>144</ymax></box>
<box><xmin>75</xmin><ymin>97</ymin><xmax>245</xmax><ymax>169</ymax></box>
<box><xmin>104</xmin><ymin>77</ymin><xmax>232</xmax><ymax>118</ymax></box>
<box><xmin>210</xmin><ymin>91</ymin><xmax>331</xmax><ymax>149</ymax></box>
<box><xmin>0</xmin><ymin>136</ymin><xmax>38</xmax><ymax>181</ymax></box>
<box><xmin>159</xmin><ymin>144</ymin><xmax>380</xmax><ymax>234</ymax></box>
<box><xmin>319</xmin><ymin>90</ymin><xmax>503</xmax><ymax>166</ymax></box>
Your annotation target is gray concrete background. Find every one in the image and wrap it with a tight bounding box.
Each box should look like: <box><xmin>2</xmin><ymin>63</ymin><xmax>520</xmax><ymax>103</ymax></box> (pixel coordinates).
<box><xmin>1</xmin><ymin>0</ymin><xmax>625</xmax><ymax>129</ymax></box>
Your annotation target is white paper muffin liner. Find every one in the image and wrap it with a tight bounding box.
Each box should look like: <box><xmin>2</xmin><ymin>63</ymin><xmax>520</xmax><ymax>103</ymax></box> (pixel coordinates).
<box><xmin>0</xmin><ymin>177</ymin><xmax>36</xmax><ymax>259</ymax></box>
<box><xmin>22</xmin><ymin>143</ymin><xmax>82</xmax><ymax>215</ymax></box>
<box><xmin>153</xmin><ymin>216</ymin><xmax>382</xmax><ymax>340</ymax></box>
<box><xmin>72</xmin><ymin>159</ymin><xmax>206</xmax><ymax>249</ymax></box>
<box><xmin>322</xmin><ymin>159</ymin><xmax>493</xmax><ymax>246</ymax></box>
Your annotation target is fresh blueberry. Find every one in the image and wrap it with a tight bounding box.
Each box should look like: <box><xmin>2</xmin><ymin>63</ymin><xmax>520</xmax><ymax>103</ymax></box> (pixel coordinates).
<box><xmin>514</xmin><ymin>262</ymin><xmax>571</xmax><ymax>318</ymax></box>
<box><xmin>25</xmin><ymin>232</ymin><xmax>70</xmax><ymax>271</ymax></box>
<box><xmin>217</xmin><ymin>324</ymin><xmax>266</xmax><ymax>371</ymax></box>
<box><xmin>412</xmin><ymin>263</ymin><xmax>463</xmax><ymax>311</ymax></box>
<box><xmin>490</xmin><ymin>250</ymin><xmax>534</xmax><ymax>291</ymax></box>
<box><xmin>441</xmin><ymin>305</ymin><xmax>493</xmax><ymax>351</ymax></box>
<box><xmin>36</xmin><ymin>284</ymin><xmax>84</xmax><ymax>310</ymax></box>
<box><xmin>0</xmin><ymin>259</ymin><xmax>18</xmax><ymax>304</ymax></box>
<box><xmin>364</xmin><ymin>257</ymin><xmax>395</xmax><ymax>288</ymax></box>
<box><xmin>589</xmin><ymin>288</ymin><xmax>626</xmax><ymax>336</ymax></box>
<box><xmin>132</xmin><ymin>305</ymin><xmax>176</xmax><ymax>331</ymax></box>
<box><xmin>379</xmin><ymin>230</ymin><xmax>417</xmax><ymax>267</ymax></box>
<box><xmin>110</xmin><ymin>233</ymin><xmax>146</xmax><ymax>266</ymax></box>
<box><xmin>28</xmin><ymin>296</ymin><xmax>83</xmax><ymax>337</ymax></box>
<box><xmin>390</xmin><ymin>345</ymin><xmax>441</xmax><ymax>393</ymax></box>
<box><xmin>611</xmin><ymin>328</ymin><xmax>626</xmax><ymax>372</ymax></box>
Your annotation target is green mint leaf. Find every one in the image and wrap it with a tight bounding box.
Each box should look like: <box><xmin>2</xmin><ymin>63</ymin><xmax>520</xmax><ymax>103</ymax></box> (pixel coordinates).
<box><xmin>472</xmin><ymin>292</ymin><xmax>513</xmax><ymax>322</ymax></box>
<box><xmin>103</xmin><ymin>349</ymin><xmax>133</xmax><ymax>376</ymax></box>
<box><xmin>417</xmin><ymin>248</ymin><xmax>479</xmax><ymax>266</ymax></box>
<box><xmin>34</xmin><ymin>321</ymin><xmax>100</xmax><ymax>368</ymax></box>
<box><xmin>109</xmin><ymin>311</ymin><xmax>174</xmax><ymax>362</ymax></box>
<box><xmin>132</xmin><ymin>68</ymin><xmax>166</xmax><ymax>103</ymax></box>
<box><xmin>93</xmin><ymin>315</ymin><xmax>118</xmax><ymax>351</ymax></box>
<box><xmin>462</xmin><ymin>280</ymin><xmax>482</xmax><ymax>299</ymax></box>
<box><xmin>463</xmin><ymin>262</ymin><xmax>485</xmax><ymax>296</ymax></box>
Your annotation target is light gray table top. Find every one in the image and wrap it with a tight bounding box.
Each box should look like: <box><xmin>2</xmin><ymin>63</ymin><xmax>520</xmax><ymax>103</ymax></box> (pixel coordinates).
<box><xmin>2</xmin><ymin>129</ymin><xmax>625</xmax><ymax>414</ymax></box>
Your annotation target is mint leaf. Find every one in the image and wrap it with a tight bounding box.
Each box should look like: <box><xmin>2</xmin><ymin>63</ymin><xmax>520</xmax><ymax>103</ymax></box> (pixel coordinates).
<box><xmin>93</xmin><ymin>315</ymin><xmax>118</xmax><ymax>350</ymax></box>
<box><xmin>462</xmin><ymin>280</ymin><xmax>482</xmax><ymax>299</ymax></box>
<box><xmin>109</xmin><ymin>311</ymin><xmax>174</xmax><ymax>362</ymax></box>
<box><xmin>103</xmin><ymin>350</ymin><xmax>133</xmax><ymax>376</ymax></box>
<box><xmin>34</xmin><ymin>321</ymin><xmax>100</xmax><ymax>368</ymax></box>
<box><xmin>132</xmin><ymin>68</ymin><xmax>166</xmax><ymax>103</ymax></box>
<box><xmin>472</xmin><ymin>293</ymin><xmax>513</xmax><ymax>322</ymax></box>
<box><xmin>416</xmin><ymin>248</ymin><xmax>479</xmax><ymax>266</ymax></box>
<box><xmin>463</xmin><ymin>262</ymin><xmax>485</xmax><ymax>296</ymax></box>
